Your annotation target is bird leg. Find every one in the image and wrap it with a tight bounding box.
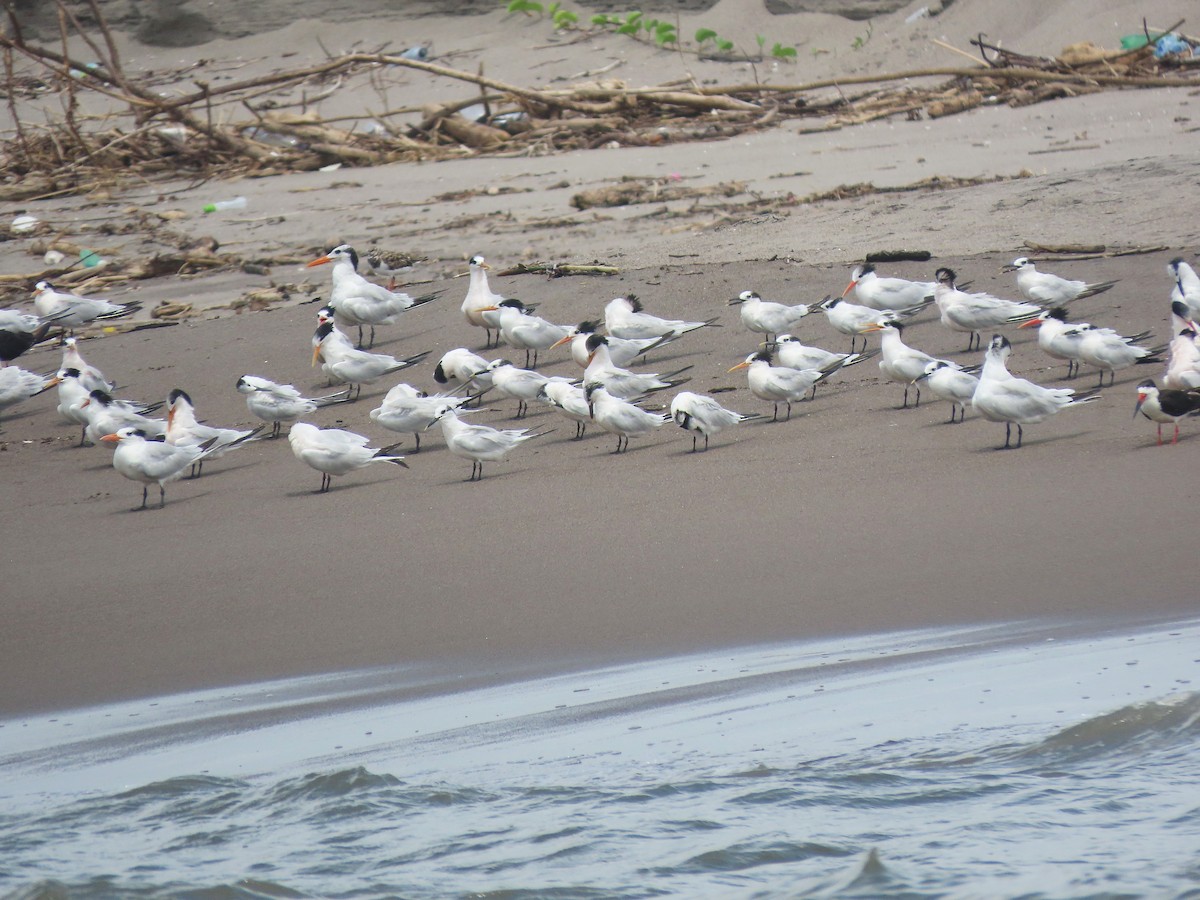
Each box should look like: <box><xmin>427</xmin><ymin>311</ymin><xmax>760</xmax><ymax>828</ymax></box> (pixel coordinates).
<box><xmin>134</xmin><ymin>485</ymin><xmax>149</xmax><ymax>511</ymax></box>
<box><xmin>158</xmin><ymin>484</ymin><xmax>167</xmax><ymax>508</ymax></box>
<box><xmin>784</xmin><ymin>401</ymin><xmax>792</xmax><ymax>422</ymax></box>
<box><xmin>271</xmin><ymin>421</ymin><xmax>282</xmax><ymax>438</ymax></box>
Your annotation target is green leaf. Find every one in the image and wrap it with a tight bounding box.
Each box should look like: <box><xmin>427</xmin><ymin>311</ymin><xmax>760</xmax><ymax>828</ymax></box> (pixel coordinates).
<box><xmin>715</xmin><ymin>37</ymin><xmax>734</xmax><ymax>51</ymax></box>
<box><xmin>695</xmin><ymin>28</ymin><xmax>717</xmax><ymax>44</ymax></box>
<box><xmin>591</xmin><ymin>13</ymin><xmax>611</xmax><ymax>25</ymax></box>
<box><xmin>771</xmin><ymin>43</ymin><xmax>797</xmax><ymax>58</ymax></box>
<box><xmin>554</xmin><ymin>9</ymin><xmax>578</xmax><ymax>26</ymax></box>
<box><xmin>616</xmin><ymin>21</ymin><xmax>640</xmax><ymax>35</ymax></box>
<box><xmin>756</xmin><ymin>33</ymin><xmax>766</xmax><ymax>47</ymax></box>
<box><xmin>655</xmin><ymin>22</ymin><xmax>677</xmax><ymax>45</ymax></box>
<box><xmin>506</xmin><ymin>0</ymin><xmax>543</xmax><ymax>12</ymax></box>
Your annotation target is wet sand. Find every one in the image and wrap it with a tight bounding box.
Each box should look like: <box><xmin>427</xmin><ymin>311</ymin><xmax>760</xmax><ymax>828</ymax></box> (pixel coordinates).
<box><xmin>1</xmin><ymin>0</ymin><xmax>1197</xmax><ymax>716</ymax></box>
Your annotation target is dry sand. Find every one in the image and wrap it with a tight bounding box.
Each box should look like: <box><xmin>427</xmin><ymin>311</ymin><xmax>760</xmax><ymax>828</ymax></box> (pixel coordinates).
<box><xmin>2</xmin><ymin>0</ymin><xmax>1198</xmax><ymax>716</ymax></box>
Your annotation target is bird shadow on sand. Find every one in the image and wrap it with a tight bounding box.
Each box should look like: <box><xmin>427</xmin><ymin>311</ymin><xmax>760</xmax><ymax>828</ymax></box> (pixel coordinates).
<box><xmin>108</xmin><ymin>486</ymin><xmax>215</xmax><ymax>514</ymax></box>
<box><xmin>969</xmin><ymin>428</ymin><xmax>1092</xmax><ymax>453</ymax></box>
<box><xmin>282</xmin><ymin>476</ymin><xmax>407</xmax><ymax>498</ymax></box>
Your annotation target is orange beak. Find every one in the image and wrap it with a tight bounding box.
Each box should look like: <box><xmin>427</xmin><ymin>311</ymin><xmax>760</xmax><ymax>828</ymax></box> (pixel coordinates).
<box><xmin>100</xmin><ymin>432</ymin><xmax>120</xmax><ymax>444</ymax></box>
<box><xmin>550</xmin><ymin>333</ymin><xmax>574</xmax><ymax>350</ymax></box>
<box><xmin>1018</xmin><ymin>318</ymin><xmax>1042</xmax><ymax>329</ymax></box>
<box><xmin>311</xmin><ymin>344</ymin><xmax>322</xmax><ymax>367</ymax></box>
<box><xmin>727</xmin><ymin>361</ymin><xmax>750</xmax><ymax>372</ymax></box>
<box><xmin>858</xmin><ymin>322</ymin><xmax>885</xmax><ymax>334</ymax></box>
<box><xmin>842</xmin><ymin>280</ymin><xmax>856</xmax><ymax>298</ymax></box>
<box><xmin>306</xmin><ymin>255</ymin><xmax>332</xmax><ymax>268</ymax></box>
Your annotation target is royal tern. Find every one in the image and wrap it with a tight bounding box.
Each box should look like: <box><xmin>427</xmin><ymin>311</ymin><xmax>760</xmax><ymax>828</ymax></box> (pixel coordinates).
<box><xmin>165</xmin><ymin>388</ymin><xmax>263</xmax><ymax>476</ymax></box>
<box><xmin>584</xmin><ymin>383</ymin><xmax>668</xmax><ymax>453</ymax></box>
<box><xmin>916</xmin><ymin>360</ymin><xmax>979</xmax><ymax>423</ymax></box>
<box><xmin>842</xmin><ymin>264</ymin><xmax>937</xmax><ymax>311</ymax></box>
<box><xmin>820</xmin><ymin>295</ymin><xmax>922</xmax><ymax>353</ymax></box>
<box><xmin>552</xmin><ymin>320</ymin><xmax>672</xmax><ymax>369</ymax></box>
<box><xmin>0</xmin><ymin>310</ymin><xmax>53</xmax><ymax>363</ymax></box>
<box><xmin>1164</xmin><ymin>327</ymin><xmax>1200</xmax><ymax>391</ymax></box>
<box><xmin>1076</xmin><ymin>326</ymin><xmax>1165</xmax><ymax>387</ymax></box>
<box><xmin>539</xmin><ymin>380</ymin><xmax>591</xmax><ymax>439</ymax></box>
<box><xmin>235</xmin><ymin>375</ymin><xmax>351</xmax><ymax>438</ymax></box>
<box><xmin>603</xmin><ymin>295</ymin><xmax>717</xmax><ymax>341</ymax></box>
<box><xmin>312</xmin><ymin>320</ymin><xmax>430</xmax><ymax>400</ymax></box>
<box><xmin>669</xmin><ymin>390</ymin><xmax>754</xmax><ymax>451</ymax></box>
<box><xmin>771</xmin><ymin>334</ymin><xmax>877</xmax><ymax>374</ymax></box>
<box><xmin>101</xmin><ymin>427</ymin><xmax>216</xmax><ymax>510</ymax></box>
<box><xmin>364</xmin><ymin>248</ymin><xmax>427</xmax><ymax>287</ymax></box>
<box><xmin>729</xmin><ymin>290</ymin><xmax>815</xmax><ymax>340</ymax></box>
<box><xmin>83</xmin><ymin>389</ymin><xmax>166</xmax><ymax>446</ymax></box>
<box><xmin>728</xmin><ymin>351</ymin><xmax>839</xmax><ymax>421</ymax></box>
<box><xmin>32</xmin><ymin>281</ymin><xmax>139</xmax><ymax>334</ymax></box>
<box><xmin>861</xmin><ymin>320</ymin><xmax>953</xmax><ymax>408</ymax></box>
<box><xmin>1003</xmin><ymin>257</ymin><xmax>1118</xmax><ymax>304</ymax></box>
<box><xmin>59</xmin><ymin>336</ymin><xmax>114</xmax><ymax>392</ymax></box>
<box><xmin>369</xmin><ymin>383</ymin><xmax>472</xmax><ymax>452</ymax></box>
<box><xmin>486</xmin><ymin>359</ymin><xmax>570</xmax><ymax>418</ymax></box>
<box><xmin>306</xmin><ymin>245</ymin><xmax>438</xmax><ymax>348</ymax></box>
<box><xmin>0</xmin><ymin>365</ymin><xmax>50</xmax><ymax>423</ymax></box>
<box><xmin>1168</xmin><ymin>258</ymin><xmax>1200</xmax><ymax>321</ymax></box>
<box><xmin>583</xmin><ymin>334</ymin><xmax>690</xmax><ymax>399</ymax></box>
<box><xmin>489</xmin><ymin>298</ymin><xmax>572</xmax><ymax>368</ymax></box>
<box><xmin>462</xmin><ymin>254</ymin><xmax>506</xmax><ymax>348</ymax></box>
<box><xmin>50</xmin><ymin>368</ymin><xmax>95</xmax><ymax>443</ymax></box>
<box><xmin>433</xmin><ymin>347</ymin><xmax>494</xmax><ymax>395</ymax></box>
<box><xmin>287</xmin><ymin>421</ymin><xmax>408</xmax><ymax>493</ymax></box>
<box><xmin>971</xmin><ymin>334</ymin><xmax>1099</xmax><ymax>449</ymax></box>
<box><xmin>1018</xmin><ymin>307</ymin><xmax>1091</xmax><ymax>378</ymax></box>
<box><xmin>1133</xmin><ymin>379</ymin><xmax>1200</xmax><ymax>445</ymax></box>
<box><xmin>428</xmin><ymin>403</ymin><xmax>546</xmax><ymax>480</ymax></box>
<box><xmin>934</xmin><ymin>268</ymin><xmax>1042</xmax><ymax>351</ymax></box>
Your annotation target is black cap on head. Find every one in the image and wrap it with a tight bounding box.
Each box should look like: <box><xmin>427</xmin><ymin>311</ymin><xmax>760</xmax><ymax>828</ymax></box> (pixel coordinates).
<box><xmin>585</xmin><ymin>333</ymin><xmax>607</xmax><ymax>352</ymax></box>
<box><xmin>935</xmin><ymin>267</ymin><xmax>956</xmax><ymax>285</ymax></box>
<box><xmin>576</xmin><ymin>320</ymin><xmax>598</xmax><ymax>333</ymax></box>
<box><xmin>625</xmin><ymin>294</ymin><xmax>643</xmax><ymax>313</ymax></box>
<box><xmin>1048</xmin><ymin>307</ymin><xmax>1069</xmax><ymax>321</ymax></box>
<box><xmin>168</xmin><ymin>388</ymin><xmax>191</xmax><ymax>405</ymax></box>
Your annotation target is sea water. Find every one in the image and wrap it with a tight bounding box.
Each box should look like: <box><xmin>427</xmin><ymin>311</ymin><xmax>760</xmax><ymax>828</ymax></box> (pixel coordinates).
<box><xmin>2</xmin><ymin>617</ymin><xmax>1198</xmax><ymax>899</ymax></box>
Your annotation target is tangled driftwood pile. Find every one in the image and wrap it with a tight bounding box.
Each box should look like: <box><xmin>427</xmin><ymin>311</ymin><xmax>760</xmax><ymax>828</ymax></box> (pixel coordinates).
<box><xmin>1</xmin><ymin>3</ymin><xmax>1197</xmax><ymax>204</ymax></box>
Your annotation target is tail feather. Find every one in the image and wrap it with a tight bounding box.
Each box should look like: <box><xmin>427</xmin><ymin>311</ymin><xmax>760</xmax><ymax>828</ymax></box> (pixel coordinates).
<box><xmin>1078</xmin><ymin>280</ymin><xmax>1118</xmax><ymax>299</ymax></box>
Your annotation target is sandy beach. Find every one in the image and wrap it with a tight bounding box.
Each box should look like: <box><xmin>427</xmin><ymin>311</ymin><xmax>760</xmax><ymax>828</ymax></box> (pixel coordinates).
<box><xmin>2</xmin><ymin>0</ymin><xmax>1198</xmax><ymax>718</ymax></box>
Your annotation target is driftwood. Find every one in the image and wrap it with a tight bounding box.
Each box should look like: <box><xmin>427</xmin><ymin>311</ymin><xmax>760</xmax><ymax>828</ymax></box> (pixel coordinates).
<box><xmin>495</xmin><ymin>262</ymin><xmax>620</xmax><ymax>277</ymax></box>
<box><xmin>571</xmin><ymin>179</ymin><xmax>747</xmax><ymax>210</ymax></box>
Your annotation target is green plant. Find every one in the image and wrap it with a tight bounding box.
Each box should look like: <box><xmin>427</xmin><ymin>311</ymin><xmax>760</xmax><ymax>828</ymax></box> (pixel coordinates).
<box><xmin>506</xmin><ymin>0</ymin><xmax>544</xmax><ymax>14</ymax></box>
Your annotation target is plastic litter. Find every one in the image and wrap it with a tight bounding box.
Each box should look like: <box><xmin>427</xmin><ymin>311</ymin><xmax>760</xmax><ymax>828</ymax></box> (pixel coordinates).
<box><xmin>10</xmin><ymin>214</ymin><xmax>38</xmax><ymax>233</ymax></box>
<box><xmin>400</xmin><ymin>45</ymin><xmax>429</xmax><ymax>61</ymax></box>
<box><xmin>203</xmin><ymin>196</ymin><xmax>247</xmax><ymax>213</ymax></box>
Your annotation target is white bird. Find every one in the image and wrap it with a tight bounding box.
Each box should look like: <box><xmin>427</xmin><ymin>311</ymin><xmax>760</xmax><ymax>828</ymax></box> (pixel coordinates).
<box><xmin>0</xmin><ymin>309</ymin><xmax>53</xmax><ymax>364</ymax></box>
<box><xmin>584</xmin><ymin>383</ymin><xmax>668</xmax><ymax>453</ymax></box>
<box><xmin>1017</xmin><ymin>307</ymin><xmax>1091</xmax><ymax>378</ymax></box>
<box><xmin>933</xmin><ymin>268</ymin><xmax>1042</xmax><ymax>351</ymax></box>
<box><xmin>842</xmin><ymin>264</ymin><xmax>937</xmax><ymax>311</ymax></box>
<box><xmin>83</xmin><ymin>389</ymin><xmax>166</xmax><ymax>446</ymax></box>
<box><xmin>428</xmin><ymin>403</ymin><xmax>546</xmax><ymax>480</ymax></box>
<box><xmin>772</xmin><ymin>334</ymin><xmax>877</xmax><ymax>374</ymax></box>
<box><xmin>1076</xmin><ymin>326</ymin><xmax>1165</xmax><ymax>387</ymax></box>
<box><xmin>432</xmin><ymin>347</ymin><xmax>494</xmax><ymax>394</ymax></box>
<box><xmin>1003</xmin><ymin>257</ymin><xmax>1118</xmax><ymax>305</ymax></box>
<box><xmin>971</xmin><ymin>334</ymin><xmax>1099</xmax><ymax>449</ymax></box>
<box><xmin>490</xmin><ymin>298</ymin><xmax>572</xmax><ymax>368</ymax></box>
<box><xmin>820</xmin><ymin>295</ymin><xmax>923</xmax><ymax>353</ymax></box>
<box><xmin>461</xmin><ymin>254</ymin><xmax>507</xmax><ymax>348</ymax></box>
<box><xmin>539</xmin><ymin>380</ymin><xmax>592</xmax><ymax>440</ymax></box>
<box><xmin>60</xmin><ymin>336</ymin><xmax>114</xmax><ymax>392</ymax></box>
<box><xmin>1168</xmin><ymin>257</ymin><xmax>1200</xmax><ymax>322</ymax></box>
<box><xmin>728</xmin><ymin>351</ymin><xmax>839</xmax><ymax>421</ymax></box>
<box><xmin>50</xmin><ymin>367</ymin><xmax>95</xmax><ymax>442</ymax></box>
<box><xmin>0</xmin><ymin>365</ymin><xmax>50</xmax><ymax>423</ymax></box>
<box><xmin>235</xmin><ymin>375</ymin><xmax>352</xmax><ymax>438</ymax></box>
<box><xmin>486</xmin><ymin>359</ymin><xmax>569</xmax><ymax>418</ymax></box>
<box><xmin>916</xmin><ymin>360</ymin><xmax>979</xmax><ymax>423</ymax></box>
<box><xmin>551</xmin><ymin>320</ymin><xmax>672</xmax><ymax>369</ymax></box>
<box><xmin>165</xmin><ymin>388</ymin><xmax>263</xmax><ymax>476</ymax></box>
<box><xmin>861</xmin><ymin>320</ymin><xmax>953</xmax><ymax>408</ymax></box>
<box><xmin>287</xmin><ymin>421</ymin><xmax>407</xmax><ymax>493</ymax></box>
<box><xmin>729</xmin><ymin>290</ymin><xmax>815</xmax><ymax>340</ymax></box>
<box><xmin>306</xmin><ymin>245</ymin><xmax>438</xmax><ymax>348</ymax></box>
<box><xmin>369</xmin><ymin>383</ymin><xmax>472</xmax><ymax>452</ymax></box>
<box><xmin>669</xmin><ymin>390</ymin><xmax>754</xmax><ymax>451</ymax></box>
<box><xmin>603</xmin><ymin>295</ymin><xmax>717</xmax><ymax>341</ymax></box>
<box><xmin>32</xmin><ymin>281</ymin><xmax>139</xmax><ymax>333</ymax></box>
<box><xmin>583</xmin><ymin>334</ymin><xmax>690</xmax><ymax>400</ymax></box>
<box><xmin>101</xmin><ymin>426</ymin><xmax>215</xmax><ymax>510</ymax></box>
<box><xmin>312</xmin><ymin>320</ymin><xmax>430</xmax><ymax>400</ymax></box>
<box><xmin>1163</xmin><ymin>326</ymin><xmax>1200</xmax><ymax>391</ymax></box>
<box><xmin>1133</xmin><ymin>379</ymin><xmax>1200</xmax><ymax>445</ymax></box>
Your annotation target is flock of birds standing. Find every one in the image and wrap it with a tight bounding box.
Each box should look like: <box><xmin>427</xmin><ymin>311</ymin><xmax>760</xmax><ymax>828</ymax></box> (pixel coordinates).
<box><xmin>2</xmin><ymin>245</ymin><xmax>1198</xmax><ymax>508</ymax></box>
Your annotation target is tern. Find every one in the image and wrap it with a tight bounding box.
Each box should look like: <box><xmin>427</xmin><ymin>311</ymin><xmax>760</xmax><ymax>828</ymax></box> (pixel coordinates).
<box><xmin>433</xmin><ymin>347</ymin><xmax>494</xmax><ymax>395</ymax></box>
<box><xmin>820</xmin><ymin>295</ymin><xmax>923</xmax><ymax>353</ymax></box>
<box><xmin>0</xmin><ymin>365</ymin><xmax>50</xmax><ymax>424</ymax></box>
<box><xmin>312</xmin><ymin>320</ymin><xmax>430</xmax><ymax>400</ymax></box>
<box><xmin>369</xmin><ymin>383</ymin><xmax>473</xmax><ymax>452</ymax></box>
<box><xmin>584</xmin><ymin>382</ymin><xmax>668</xmax><ymax>453</ymax></box>
<box><xmin>486</xmin><ymin>359</ymin><xmax>570</xmax><ymax>418</ymax></box>
<box><xmin>462</xmin><ymin>254</ymin><xmax>507</xmax><ymax>348</ymax></box>
<box><xmin>915</xmin><ymin>360</ymin><xmax>979</xmax><ymax>423</ymax></box>
<box><xmin>1076</xmin><ymin>326</ymin><xmax>1165</xmax><ymax>387</ymax></box>
<box><xmin>1164</xmin><ymin>327</ymin><xmax>1200</xmax><ymax>391</ymax></box>
<box><xmin>306</xmin><ymin>245</ymin><xmax>439</xmax><ymax>348</ymax></box>
<box><xmin>728</xmin><ymin>350</ymin><xmax>840</xmax><ymax>421</ymax></box>
<box><xmin>539</xmin><ymin>380</ymin><xmax>592</xmax><ymax>439</ymax></box>
<box><xmin>165</xmin><ymin>388</ymin><xmax>264</xmax><ymax>476</ymax></box>
<box><xmin>861</xmin><ymin>320</ymin><xmax>954</xmax><ymax>408</ymax></box>
<box><xmin>603</xmin><ymin>295</ymin><xmax>717</xmax><ymax>341</ymax></box>
<box><xmin>583</xmin><ymin>334</ymin><xmax>690</xmax><ymax>400</ymax></box>
<box><xmin>235</xmin><ymin>375</ymin><xmax>352</xmax><ymax>438</ymax></box>
<box><xmin>101</xmin><ymin>427</ymin><xmax>217</xmax><ymax>510</ymax></box>
<box><xmin>83</xmin><ymin>389</ymin><xmax>166</xmax><ymax>446</ymax></box>
<box><xmin>729</xmin><ymin>290</ymin><xmax>815</xmax><ymax>341</ymax></box>
<box><xmin>287</xmin><ymin>421</ymin><xmax>408</xmax><ymax>493</ymax></box>
<box><xmin>1018</xmin><ymin>307</ymin><xmax>1091</xmax><ymax>378</ymax></box>
<box><xmin>60</xmin><ymin>336</ymin><xmax>114</xmax><ymax>392</ymax></box>
<box><xmin>771</xmin><ymin>334</ymin><xmax>877</xmax><ymax>374</ymax></box>
<box><xmin>842</xmin><ymin>264</ymin><xmax>937</xmax><ymax>311</ymax></box>
<box><xmin>50</xmin><ymin>368</ymin><xmax>95</xmax><ymax>443</ymax></box>
<box><xmin>1133</xmin><ymin>379</ymin><xmax>1200</xmax><ymax>445</ymax></box>
<box><xmin>0</xmin><ymin>309</ymin><xmax>53</xmax><ymax>363</ymax></box>
<box><xmin>552</xmin><ymin>320</ymin><xmax>672</xmax><ymax>369</ymax></box>
<box><xmin>1003</xmin><ymin>257</ymin><xmax>1118</xmax><ymax>305</ymax></box>
<box><xmin>1168</xmin><ymin>257</ymin><xmax>1200</xmax><ymax>322</ymax></box>
<box><xmin>427</xmin><ymin>403</ymin><xmax>546</xmax><ymax>480</ymax></box>
<box><xmin>669</xmin><ymin>390</ymin><xmax>755</xmax><ymax>451</ymax></box>
<box><xmin>488</xmin><ymin>298</ymin><xmax>572</xmax><ymax>368</ymax></box>
<box><xmin>971</xmin><ymin>334</ymin><xmax>1099</xmax><ymax>449</ymax></box>
<box><xmin>934</xmin><ymin>268</ymin><xmax>1042</xmax><ymax>351</ymax></box>
<box><xmin>32</xmin><ymin>281</ymin><xmax>139</xmax><ymax>335</ymax></box>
